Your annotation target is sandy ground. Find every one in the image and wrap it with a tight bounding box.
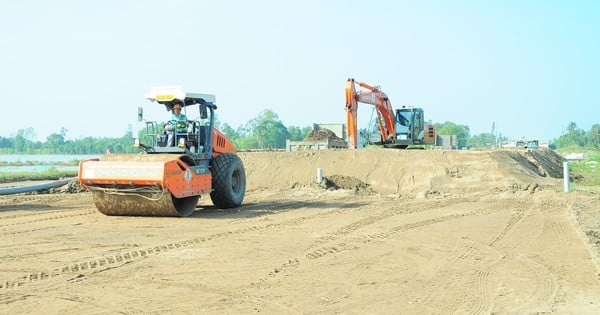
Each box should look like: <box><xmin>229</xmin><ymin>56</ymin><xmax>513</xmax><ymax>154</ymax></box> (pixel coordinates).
<box><xmin>1</xmin><ymin>148</ymin><xmax>599</xmax><ymax>314</ymax></box>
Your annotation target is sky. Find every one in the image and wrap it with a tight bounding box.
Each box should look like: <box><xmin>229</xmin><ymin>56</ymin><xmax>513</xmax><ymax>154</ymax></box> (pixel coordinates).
<box><xmin>1</xmin><ymin>0</ymin><xmax>598</xmax><ymax>142</ymax></box>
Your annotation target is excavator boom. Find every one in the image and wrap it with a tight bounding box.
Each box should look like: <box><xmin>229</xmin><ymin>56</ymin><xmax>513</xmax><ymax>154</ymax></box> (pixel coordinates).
<box><xmin>345</xmin><ymin>78</ymin><xmax>397</xmax><ymax>148</ymax></box>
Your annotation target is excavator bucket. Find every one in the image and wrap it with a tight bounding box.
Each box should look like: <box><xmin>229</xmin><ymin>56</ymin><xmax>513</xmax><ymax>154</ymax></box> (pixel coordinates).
<box><xmin>79</xmin><ymin>154</ymin><xmax>211</xmax><ymax>217</ymax></box>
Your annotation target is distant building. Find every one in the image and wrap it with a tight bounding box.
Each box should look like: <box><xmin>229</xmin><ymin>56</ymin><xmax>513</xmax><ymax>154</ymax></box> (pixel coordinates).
<box><xmin>500</xmin><ymin>140</ymin><xmax>517</xmax><ymax>148</ymax></box>
<box><xmin>501</xmin><ymin>138</ymin><xmax>548</xmax><ymax>149</ymax></box>
<box><xmin>434</xmin><ymin>135</ymin><xmax>458</xmax><ymax>150</ymax></box>
<box><xmin>564</xmin><ymin>153</ymin><xmax>585</xmax><ymax>161</ymax></box>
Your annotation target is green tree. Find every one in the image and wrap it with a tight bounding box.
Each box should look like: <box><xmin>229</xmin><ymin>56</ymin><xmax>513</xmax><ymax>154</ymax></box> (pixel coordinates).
<box><xmin>247</xmin><ymin>109</ymin><xmax>289</xmax><ymax>149</ymax></box>
<box><xmin>435</xmin><ymin>122</ymin><xmax>470</xmax><ymax>148</ymax></box>
<box><xmin>233</xmin><ymin>122</ymin><xmax>256</xmax><ymax>150</ymax></box>
<box><xmin>13</xmin><ymin>128</ymin><xmax>36</xmax><ymax>153</ymax></box>
<box><xmin>554</xmin><ymin>122</ymin><xmax>586</xmax><ymax>148</ymax></box>
<box><xmin>235</xmin><ymin>136</ymin><xmax>258</xmax><ymax>150</ymax></box>
<box><xmin>587</xmin><ymin>124</ymin><xmax>600</xmax><ymax>148</ymax></box>
<box><xmin>45</xmin><ymin>128</ymin><xmax>67</xmax><ymax>153</ymax></box>
<box><xmin>0</xmin><ymin>136</ymin><xmax>13</xmax><ymax>150</ymax></box>
<box><xmin>467</xmin><ymin>133</ymin><xmax>494</xmax><ymax>148</ymax></box>
<box><xmin>287</xmin><ymin>126</ymin><xmax>311</xmax><ymax>141</ymax></box>
<box><xmin>219</xmin><ymin>123</ymin><xmax>239</xmax><ymax>142</ymax></box>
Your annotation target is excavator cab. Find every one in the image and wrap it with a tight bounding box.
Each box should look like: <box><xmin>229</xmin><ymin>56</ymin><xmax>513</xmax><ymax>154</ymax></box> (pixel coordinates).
<box><xmin>395</xmin><ymin>107</ymin><xmax>415</xmax><ymax>140</ymax></box>
<box><xmin>392</xmin><ymin>107</ymin><xmax>435</xmax><ymax>148</ymax></box>
<box><xmin>366</xmin><ymin>107</ymin><xmax>424</xmax><ymax>148</ymax></box>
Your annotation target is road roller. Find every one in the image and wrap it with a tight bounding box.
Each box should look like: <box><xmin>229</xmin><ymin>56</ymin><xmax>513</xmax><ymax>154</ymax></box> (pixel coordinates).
<box><xmin>78</xmin><ymin>86</ymin><xmax>246</xmax><ymax>217</ymax></box>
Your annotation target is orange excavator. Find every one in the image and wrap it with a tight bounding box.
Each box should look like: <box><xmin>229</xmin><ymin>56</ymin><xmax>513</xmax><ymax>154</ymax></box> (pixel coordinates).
<box><xmin>345</xmin><ymin>78</ymin><xmax>436</xmax><ymax>149</ymax></box>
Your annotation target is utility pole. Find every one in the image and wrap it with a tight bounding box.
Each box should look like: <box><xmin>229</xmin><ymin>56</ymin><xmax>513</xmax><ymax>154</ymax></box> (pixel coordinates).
<box><xmin>490</xmin><ymin>122</ymin><xmax>496</xmax><ymax>147</ymax></box>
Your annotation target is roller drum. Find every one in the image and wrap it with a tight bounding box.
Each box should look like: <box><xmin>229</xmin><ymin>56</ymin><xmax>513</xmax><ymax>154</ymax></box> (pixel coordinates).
<box><xmin>80</xmin><ymin>153</ymin><xmax>206</xmax><ymax>217</ymax></box>
<box><xmin>91</xmin><ymin>190</ymin><xmax>198</xmax><ymax>217</ymax></box>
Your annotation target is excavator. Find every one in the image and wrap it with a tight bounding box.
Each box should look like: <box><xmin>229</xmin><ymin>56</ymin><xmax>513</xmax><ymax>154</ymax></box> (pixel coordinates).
<box><xmin>345</xmin><ymin>78</ymin><xmax>436</xmax><ymax>149</ymax></box>
<box><xmin>78</xmin><ymin>86</ymin><xmax>246</xmax><ymax>217</ymax></box>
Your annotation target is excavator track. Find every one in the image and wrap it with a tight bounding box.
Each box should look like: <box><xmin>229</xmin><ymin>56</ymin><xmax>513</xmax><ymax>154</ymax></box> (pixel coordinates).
<box><xmin>80</xmin><ymin>154</ymin><xmax>209</xmax><ymax>217</ymax></box>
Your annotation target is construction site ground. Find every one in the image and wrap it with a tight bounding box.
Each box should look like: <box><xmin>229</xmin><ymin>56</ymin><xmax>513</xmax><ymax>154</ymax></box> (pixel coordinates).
<box><xmin>1</xmin><ymin>149</ymin><xmax>599</xmax><ymax>314</ymax></box>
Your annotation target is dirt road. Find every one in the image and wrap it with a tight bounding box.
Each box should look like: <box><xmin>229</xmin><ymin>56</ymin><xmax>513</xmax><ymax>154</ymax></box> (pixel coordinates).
<box><xmin>1</xmin><ymin>149</ymin><xmax>599</xmax><ymax>314</ymax></box>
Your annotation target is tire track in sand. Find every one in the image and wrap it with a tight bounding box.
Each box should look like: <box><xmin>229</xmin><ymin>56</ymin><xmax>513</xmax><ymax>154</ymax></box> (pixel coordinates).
<box><xmin>0</xmin><ymin>198</ymin><xmax>375</xmax><ymax>290</ymax></box>
<box><xmin>0</xmin><ymin>209</ymin><xmax>95</xmax><ymax>235</ymax></box>
<box><xmin>305</xmin><ymin>203</ymin><xmax>501</xmax><ymax>260</ymax></box>
<box><xmin>465</xmin><ymin>204</ymin><xmax>556</xmax><ymax>314</ymax></box>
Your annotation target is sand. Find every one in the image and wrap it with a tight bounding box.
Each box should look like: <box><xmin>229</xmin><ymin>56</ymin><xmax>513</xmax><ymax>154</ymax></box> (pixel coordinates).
<box><xmin>1</xmin><ymin>148</ymin><xmax>599</xmax><ymax>314</ymax></box>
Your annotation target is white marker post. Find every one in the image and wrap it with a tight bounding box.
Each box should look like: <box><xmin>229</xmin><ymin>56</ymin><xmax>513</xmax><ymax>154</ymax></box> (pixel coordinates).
<box><xmin>563</xmin><ymin>161</ymin><xmax>570</xmax><ymax>192</ymax></box>
<box><xmin>317</xmin><ymin>168</ymin><xmax>323</xmax><ymax>184</ymax></box>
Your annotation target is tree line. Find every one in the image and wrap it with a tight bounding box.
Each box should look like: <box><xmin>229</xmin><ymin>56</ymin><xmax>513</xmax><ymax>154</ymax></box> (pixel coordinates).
<box><xmin>0</xmin><ymin>109</ymin><xmax>597</xmax><ymax>154</ymax></box>
<box><xmin>0</xmin><ymin>127</ymin><xmax>138</xmax><ymax>154</ymax></box>
<box><xmin>433</xmin><ymin>121</ymin><xmax>599</xmax><ymax>150</ymax></box>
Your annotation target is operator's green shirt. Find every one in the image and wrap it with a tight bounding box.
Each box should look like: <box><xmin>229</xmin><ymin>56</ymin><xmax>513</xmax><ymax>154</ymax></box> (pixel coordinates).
<box><xmin>171</xmin><ymin>113</ymin><xmax>188</xmax><ymax>132</ymax></box>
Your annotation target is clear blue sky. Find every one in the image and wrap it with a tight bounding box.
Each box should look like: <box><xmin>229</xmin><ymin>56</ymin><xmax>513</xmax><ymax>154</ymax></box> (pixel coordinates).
<box><xmin>1</xmin><ymin>0</ymin><xmax>598</xmax><ymax>142</ymax></box>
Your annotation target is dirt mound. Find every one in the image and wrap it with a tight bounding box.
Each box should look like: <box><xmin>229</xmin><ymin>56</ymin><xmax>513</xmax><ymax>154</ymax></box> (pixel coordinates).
<box><xmin>319</xmin><ymin>175</ymin><xmax>374</xmax><ymax>194</ymax></box>
<box><xmin>239</xmin><ymin>148</ymin><xmax>565</xmax><ymax>197</ymax></box>
<box><xmin>303</xmin><ymin>128</ymin><xmax>344</xmax><ymax>142</ymax></box>
<box><xmin>54</xmin><ymin>179</ymin><xmax>85</xmax><ymax>194</ymax></box>
<box><xmin>3</xmin><ymin>179</ymin><xmax>84</xmax><ymax>195</ymax></box>
<box><xmin>500</xmin><ymin>149</ymin><xmax>564</xmax><ymax>178</ymax></box>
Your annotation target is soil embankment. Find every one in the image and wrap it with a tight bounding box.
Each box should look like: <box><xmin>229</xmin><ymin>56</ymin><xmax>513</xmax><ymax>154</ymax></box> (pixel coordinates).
<box><xmin>240</xmin><ymin>148</ymin><xmax>565</xmax><ymax>196</ymax></box>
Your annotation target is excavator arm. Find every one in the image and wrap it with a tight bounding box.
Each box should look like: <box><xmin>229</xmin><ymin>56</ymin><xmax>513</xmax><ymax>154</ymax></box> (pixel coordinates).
<box><xmin>345</xmin><ymin>78</ymin><xmax>397</xmax><ymax>148</ymax></box>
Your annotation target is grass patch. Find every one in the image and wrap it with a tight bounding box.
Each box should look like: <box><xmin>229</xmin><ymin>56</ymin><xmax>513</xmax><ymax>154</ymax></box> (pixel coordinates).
<box><xmin>0</xmin><ymin>169</ymin><xmax>78</xmax><ymax>183</ymax></box>
<box><xmin>0</xmin><ymin>159</ymin><xmax>81</xmax><ymax>167</ymax></box>
<box><xmin>569</xmin><ymin>152</ymin><xmax>600</xmax><ymax>188</ymax></box>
